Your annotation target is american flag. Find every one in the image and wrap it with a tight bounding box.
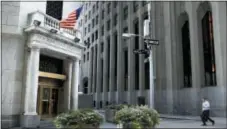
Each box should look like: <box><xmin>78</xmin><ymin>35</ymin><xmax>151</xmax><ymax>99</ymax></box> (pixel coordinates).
<box><xmin>60</xmin><ymin>6</ymin><xmax>83</xmax><ymax>29</ymax></box>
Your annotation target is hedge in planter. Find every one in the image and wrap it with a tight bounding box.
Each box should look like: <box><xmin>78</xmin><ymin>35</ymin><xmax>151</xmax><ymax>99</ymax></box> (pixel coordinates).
<box><xmin>53</xmin><ymin>109</ymin><xmax>103</xmax><ymax>128</ymax></box>
<box><xmin>105</xmin><ymin>104</ymin><xmax>134</xmax><ymax>123</ymax></box>
<box><xmin>114</xmin><ymin>105</ymin><xmax>160</xmax><ymax>128</ymax></box>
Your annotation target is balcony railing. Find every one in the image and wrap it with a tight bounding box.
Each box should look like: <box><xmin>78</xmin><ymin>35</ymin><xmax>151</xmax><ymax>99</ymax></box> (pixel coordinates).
<box><xmin>27</xmin><ymin>10</ymin><xmax>76</xmax><ymax>36</ymax></box>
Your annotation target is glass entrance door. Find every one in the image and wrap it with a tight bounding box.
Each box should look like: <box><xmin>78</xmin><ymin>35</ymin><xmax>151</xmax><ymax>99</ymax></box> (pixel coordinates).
<box><xmin>38</xmin><ymin>86</ymin><xmax>59</xmax><ymax>118</ymax></box>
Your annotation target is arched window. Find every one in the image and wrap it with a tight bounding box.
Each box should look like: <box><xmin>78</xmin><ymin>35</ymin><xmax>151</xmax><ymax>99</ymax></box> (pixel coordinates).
<box><xmin>201</xmin><ymin>11</ymin><xmax>216</xmax><ymax>86</ymax></box>
<box><xmin>181</xmin><ymin>21</ymin><xmax>192</xmax><ymax>87</ymax></box>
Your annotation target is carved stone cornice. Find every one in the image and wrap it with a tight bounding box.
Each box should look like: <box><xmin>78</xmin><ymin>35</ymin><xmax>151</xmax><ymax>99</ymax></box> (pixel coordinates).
<box><xmin>24</xmin><ymin>25</ymin><xmax>84</xmax><ymax>60</ymax></box>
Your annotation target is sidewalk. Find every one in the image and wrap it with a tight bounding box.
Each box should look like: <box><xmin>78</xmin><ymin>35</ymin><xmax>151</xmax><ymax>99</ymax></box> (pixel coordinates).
<box><xmin>96</xmin><ymin>110</ymin><xmax>226</xmax><ymax>125</ymax></box>
<box><xmin>160</xmin><ymin>114</ymin><xmax>226</xmax><ymax>125</ymax></box>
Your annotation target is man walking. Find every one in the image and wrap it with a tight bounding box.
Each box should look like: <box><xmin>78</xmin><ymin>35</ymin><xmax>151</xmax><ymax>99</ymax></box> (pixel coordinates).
<box><xmin>200</xmin><ymin>98</ymin><xmax>215</xmax><ymax>126</ymax></box>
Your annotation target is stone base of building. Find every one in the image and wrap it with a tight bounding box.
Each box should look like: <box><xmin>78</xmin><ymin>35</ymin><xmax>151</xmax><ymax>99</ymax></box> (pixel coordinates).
<box><xmin>20</xmin><ymin>115</ymin><xmax>40</xmax><ymax>128</ymax></box>
<box><xmin>1</xmin><ymin>115</ymin><xmax>20</xmax><ymax>129</ymax></box>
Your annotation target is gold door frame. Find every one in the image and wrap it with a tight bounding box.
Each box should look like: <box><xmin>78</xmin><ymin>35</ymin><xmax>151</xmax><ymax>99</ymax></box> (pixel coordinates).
<box><xmin>37</xmin><ymin>85</ymin><xmax>63</xmax><ymax>118</ymax></box>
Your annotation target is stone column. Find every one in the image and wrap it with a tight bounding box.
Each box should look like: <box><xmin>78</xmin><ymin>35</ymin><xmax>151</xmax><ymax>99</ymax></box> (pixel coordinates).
<box><xmin>108</xmin><ymin>2</ymin><xmax>116</xmax><ymax>104</ymax></box>
<box><xmin>88</xmin><ymin>50</ymin><xmax>93</xmax><ymax>94</ymax></box>
<box><xmin>163</xmin><ymin>2</ymin><xmax>173</xmax><ymax>114</ymax></box>
<box><xmin>109</xmin><ymin>34</ymin><xmax>115</xmax><ymax>103</ymax></box>
<box><xmin>116</xmin><ymin>2</ymin><xmax>124</xmax><ymax>104</ymax></box>
<box><xmin>65</xmin><ymin>60</ymin><xmax>72</xmax><ymax>111</ymax></box>
<box><xmin>127</xmin><ymin>2</ymin><xmax>136</xmax><ymax>105</ymax></box>
<box><xmin>71</xmin><ymin>59</ymin><xmax>80</xmax><ymax>110</ymax></box>
<box><xmin>96</xmin><ymin>43</ymin><xmax>101</xmax><ymax>108</ymax></box>
<box><xmin>138</xmin><ymin>12</ymin><xmax>145</xmax><ymax>97</ymax></box>
<box><xmin>186</xmin><ymin>2</ymin><xmax>203</xmax><ymax>114</ymax></box>
<box><xmin>21</xmin><ymin>46</ymin><xmax>40</xmax><ymax>128</ymax></box>
<box><xmin>211</xmin><ymin>2</ymin><xmax>226</xmax><ymax>87</ymax></box>
<box><xmin>103</xmin><ymin>38</ymin><xmax>108</xmax><ymax>108</ymax></box>
<box><xmin>92</xmin><ymin>46</ymin><xmax>97</xmax><ymax>105</ymax></box>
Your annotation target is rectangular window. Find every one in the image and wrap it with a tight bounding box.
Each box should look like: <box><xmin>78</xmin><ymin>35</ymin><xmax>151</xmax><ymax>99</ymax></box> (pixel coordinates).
<box><xmin>113</xmin><ymin>1</ymin><xmax>117</xmax><ymax>8</ymax></box>
<box><xmin>92</xmin><ymin>33</ymin><xmax>94</xmax><ymax>42</ymax></box>
<box><xmin>107</xmin><ymin>37</ymin><xmax>110</xmax><ymax>92</ymax></box>
<box><xmin>96</xmin><ymin>1</ymin><xmax>99</xmax><ymax>9</ymax></box>
<box><xmin>88</xmin><ymin>11</ymin><xmax>91</xmax><ymax>19</ymax></box>
<box><xmin>46</xmin><ymin>1</ymin><xmax>63</xmax><ymax>20</ymax></box>
<box><xmin>93</xmin><ymin>5</ymin><xmax>95</xmax><ymax>13</ymax></box>
<box><xmin>87</xmin><ymin>38</ymin><xmax>90</xmax><ymax>46</ymax></box>
<box><xmin>101</xmin><ymin>42</ymin><xmax>104</xmax><ymax>52</ymax></box>
<box><xmin>107</xmin><ymin>3</ymin><xmax>111</xmax><ymax>14</ymax></box>
<box><xmin>85</xmin><ymin>15</ymin><xmax>87</xmax><ymax>23</ymax></box>
<box><xmin>133</xmin><ymin>2</ymin><xmax>139</xmax><ymax>12</ymax></box>
<box><xmin>92</xmin><ymin>19</ymin><xmax>95</xmax><ymax>28</ymax></box>
<box><xmin>84</xmin><ymin>54</ymin><xmax>86</xmax><ymax>62</ymax></box>
<box><xmin>102</xmin><ymin>10</ymin><xmax>105</xmax><ymax>19</ymax></box>
<box><xmin>87</xmin><ymin>52</ymin><xmax>89</xmax><ymax>60</ymax></box>
<box><xmin>84</xmin><ymin>27</ymin><xmax>87</xmax><ymax>36</ymax></box>
<box><xmin>95</xmin><ymin>30</ymin><xmax>98</xmax><ymax>40</ymax></box>
<box><xmin>145</xmin><ymin>62</ymin><xmax>149</xmax><ymax>89</ymax></box>
<box><xmin>101</xmin><ymin>25</ymin><xmax>104</xmax><ymax>36</ymax></box>
<box><xmin>96</xmin><ymin>15</ymin><xmax>99</xmax><ymax>25</ymax></box>
<box><xmin>107</xmin><ymin>20</ymin><xmax>110</xmax><ymax>31</ymax></box>
<box><xmin>114</xmin><ymin>14</ymin><xmax>118</xmax><ymax>26</ymax></box>
<box><xmin>123</xmin><ymin>6</ymin><xmax>128</xmax><ymax>20</ymax></box>
<box><xmin>88</xmin><ymin>24</ymin><xmax>90</xmax><ymax>32</ymax></box>
<box><xmin>101</xmin><ymin>59</ymin><xmax>103</xmax><ymax>92</ymax></box>
<box><xmin>124</xmin><ymin>50</ymin><xmax>128</xmax><ymax>76</ymax></box>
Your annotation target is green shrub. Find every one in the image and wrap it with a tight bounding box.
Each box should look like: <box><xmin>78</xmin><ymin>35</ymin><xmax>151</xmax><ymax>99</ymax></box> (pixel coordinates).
<box><xmin>53</xmin><ymin>109</ymin><xmax>104</xmax><ymax>128</ymax></box>
<box><xmin>114</xmin><ymin>105</ymin><xmax>160</xmax><ymax>128</ymax></box>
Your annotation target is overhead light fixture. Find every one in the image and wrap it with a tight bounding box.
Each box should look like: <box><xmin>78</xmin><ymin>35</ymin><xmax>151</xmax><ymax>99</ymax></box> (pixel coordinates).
<box><xmin>33</xmin><ymin>20</ymin><xmax>41</xmax><ymax>26</ymax></box>
<box><xmin>50</xmin><ymin>28</ymin><xmax>58</xmax><ymax>33</ymax></box>
<box><xmin>74</xmin><ymin>37</ymin><xmax>80</xmax><ymax>42</ymax></box>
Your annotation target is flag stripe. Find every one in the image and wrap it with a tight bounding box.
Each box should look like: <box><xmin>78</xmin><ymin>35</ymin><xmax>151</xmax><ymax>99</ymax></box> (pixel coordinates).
<box><xmin>60</xmin><ymin>6</ymin><xmax>83</xmax><ymax>29</ymax></box>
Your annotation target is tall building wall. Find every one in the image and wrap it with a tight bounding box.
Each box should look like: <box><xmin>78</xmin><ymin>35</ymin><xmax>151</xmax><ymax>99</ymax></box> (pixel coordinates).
<box><xmin>79</xmin><ymin>1</ymin><xmax>226</xmax><ymax>117</ymax></box>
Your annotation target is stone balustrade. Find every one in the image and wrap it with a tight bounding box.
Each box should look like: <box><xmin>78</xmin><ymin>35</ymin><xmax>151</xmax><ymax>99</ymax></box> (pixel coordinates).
<box><xmin>27</xmin><ymin>10</ymin><xmax>76</xmax><ymax>36</ymax></box>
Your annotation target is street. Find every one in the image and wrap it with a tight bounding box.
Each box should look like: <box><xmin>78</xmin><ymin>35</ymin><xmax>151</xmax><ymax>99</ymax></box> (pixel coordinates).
<box><xmin>100</xmin><ymin>119</ymin><xmax>227</xmax><ymax>128</ymax></box>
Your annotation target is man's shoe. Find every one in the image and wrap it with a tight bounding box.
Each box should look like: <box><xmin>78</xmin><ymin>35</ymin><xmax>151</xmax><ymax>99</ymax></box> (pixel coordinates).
<box><xmin>212</xmin><ymin>121</ymin><xmax>215</xmax><ymax>126</ymax></box>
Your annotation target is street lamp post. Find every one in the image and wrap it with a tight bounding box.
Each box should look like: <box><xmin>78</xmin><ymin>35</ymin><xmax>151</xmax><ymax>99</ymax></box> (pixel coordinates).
<box><xmin>122</xmin><ymin>33</ymin><xmax>158</xmax><ymax>109</ymax></box>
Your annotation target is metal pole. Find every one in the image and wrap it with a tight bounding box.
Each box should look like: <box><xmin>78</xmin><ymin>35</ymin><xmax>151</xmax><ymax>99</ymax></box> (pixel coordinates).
<box><xmin>147</xmin><ymin>1</ymin><xmax>154</xmax><ymax>109</ymax></box>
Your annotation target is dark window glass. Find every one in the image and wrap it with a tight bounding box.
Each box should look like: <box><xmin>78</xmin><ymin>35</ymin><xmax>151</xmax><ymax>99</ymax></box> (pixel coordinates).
<box><xmin>101</xmin><ymin>25</ymin><xmax>104</xmax><ymax>35</ymax></box>
<box><xmin>107</xmin><ymin>3</ymin><xmax>111</xmax><ymax>14</ymax></box>
<box><xmin>123</xmin><ymin>6</ymin><xmax>128</xmax><ymax>20</ymax></box>
<box><xmin>46</xmin><ymin>1</ymin><xmax>63</xmax><ymax>20</ymax></box>
<box><xmin>87</xmin><ymin>52</ymin><xmax>89</xmax><ymax>60</ymax></box>
<box><xmin>201</xmin><ymin>11</ymin><xmax>216</xmax><ymax>86</ymax></box>
<box><xmin>95</xmin><ymin>30</ymin><xmax>98</xmax><ymax>40</ymax></box>
<box><xmin>181</xmin><ymin>21</ymin><xmax>192</xmax><ymax>88</ymax></box>
<box><xmin>145</xmin><ymin>62</ymin><xmax>149</xmax><ymax>89</ymax></box>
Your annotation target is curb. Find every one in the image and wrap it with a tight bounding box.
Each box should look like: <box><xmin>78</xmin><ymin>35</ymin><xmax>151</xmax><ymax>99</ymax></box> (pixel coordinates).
<box><xmin>160</xmin><ymin>116</ymin><xmax>200</xmax><ymax>121</ymax></box>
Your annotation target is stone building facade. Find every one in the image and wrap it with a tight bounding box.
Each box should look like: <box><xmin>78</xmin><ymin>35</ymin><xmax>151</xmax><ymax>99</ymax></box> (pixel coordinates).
<box><xmin>1</xmin><ymin>1</ymin><xmax>84</xmax><ymax>128</ymax></box>
<box><xmin>79</xmin><ymin>1</ymin><xmax>226</xmax><ymax>117</ymax></box>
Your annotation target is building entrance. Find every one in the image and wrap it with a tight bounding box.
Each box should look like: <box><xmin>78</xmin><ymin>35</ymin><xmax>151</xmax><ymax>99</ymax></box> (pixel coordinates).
<box><xmin>37</xmin><ymin>85</ymin><xmax>62</xmax><ymax>118</ymax></box>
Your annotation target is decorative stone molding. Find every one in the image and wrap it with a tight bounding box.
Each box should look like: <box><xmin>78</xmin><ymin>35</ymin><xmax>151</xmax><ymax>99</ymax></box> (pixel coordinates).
<box><xmin>24</xmin><ymin>25</ymin><xmax>84</xmax><ymax>60</ymax></box>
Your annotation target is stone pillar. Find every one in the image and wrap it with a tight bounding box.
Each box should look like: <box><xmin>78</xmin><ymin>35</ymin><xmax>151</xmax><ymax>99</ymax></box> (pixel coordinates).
<box><xmin>138</xmin><ymin>12</ymin><xmax>145</xmax><ymax>97</ymax></box>
<box><xmin>109</xmin><ymin>2</ymin><xmax>116</xmax><ymax>104</ymax></box>
<box><xmin>88</xmin><ymin>49</ymin><xmax>93</xmax><ymax>94</ymax></box>
<box><xmin>103</xmin><ymin>38</ymin><xmax>108</xmax><ymax>108</ymax></box>
<box><xmin>186</xmin><ymin>2</ymin><xmax>203</xmax><ymax>114</ymax></box>
<box><xmin>127</xmin><ymin>2</ymin><xmax>135</xmax><ymax>105</ymax></box>
<box><xmin>116</xmin><ymin>2</ymin><xmax>124</xmax><ymax>104</ymax></box>
<box><xmin>163</xmin><ymin>2</ymin><xmax>173</xmax><ymax>114</ymax></box>
<box><xmin>211</xmin><ymin>2</ymin><xmax>226</xmax><ymax>87</ymax></box>
<box><xmin>96</xmin><ymin>43</ymin><xmax>101</xmax><ymax>108</ymax></box>
<box><xmin>92</xmin><ymin>46</ymin><xmax>97</xmax><ymax>105</ymax></box>
<box><xmin>71</xmin><ymin>59</ymin><xmax>80</xmax><ymax>110</ymax></box>
<box><xmin>21</xmin><ymin>46</ymin><xmax>40</xmax><ymax>128</ymax></box>
<box><xmin>109</xmin><ymin>34</ymin><xmax>115</xmax><ymax>103</ymax></box>
<box><xmin>65</xmin><ymin>60</ymin><xmax>72</xmax><ymax>111</ymax></box>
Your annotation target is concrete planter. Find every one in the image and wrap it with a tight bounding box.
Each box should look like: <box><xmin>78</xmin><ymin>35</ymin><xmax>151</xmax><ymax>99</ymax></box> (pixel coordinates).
<box><xmin>105</xmin><ymin>109</ymin><xmax>117</xmax><ymax>123</ymax></box>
